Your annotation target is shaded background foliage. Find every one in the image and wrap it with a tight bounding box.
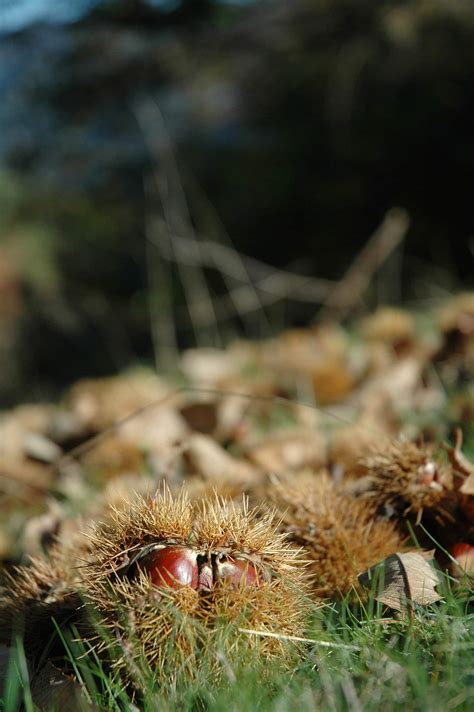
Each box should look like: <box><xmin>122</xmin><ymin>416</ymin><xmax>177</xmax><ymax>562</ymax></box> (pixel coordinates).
<box><xmin>0</xmin><ymin>0</ymin><xmax>473</xmax><ymax>403</ymax></box>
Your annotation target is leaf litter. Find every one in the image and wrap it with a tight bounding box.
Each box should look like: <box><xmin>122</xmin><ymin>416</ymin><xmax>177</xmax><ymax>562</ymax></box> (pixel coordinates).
<box><xmin>0</xmin><ymin>292</ymin><xmax>473</xmax><ymax>706</ymax></box>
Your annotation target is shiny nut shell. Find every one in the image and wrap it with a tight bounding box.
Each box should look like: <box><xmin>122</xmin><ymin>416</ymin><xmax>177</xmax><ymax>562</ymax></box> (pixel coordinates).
<box><xmin>138</xmin><ymin>545</ymin><xmax>199</xmax><ymax>589</ymax></box>
<box><xmin>215</xmin><ymin>556</ymin><xmax>259</xmax><ymax>587</ymax></box>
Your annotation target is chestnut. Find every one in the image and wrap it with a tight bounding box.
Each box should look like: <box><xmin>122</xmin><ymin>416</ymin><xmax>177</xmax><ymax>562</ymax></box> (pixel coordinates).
<box><xmin>215</xmin><ymin>555</ymin><xmax>259</xmax><ymax>588</ymax></box>
<box><xmin>132</xmin><ymin>545</ymin><xmax>262</xmax><ymax>592</ymax></box>
<box><xmin>138</xmin><ymin>545</ymin><xmax>199</xmax><ymax>589</ymax></box>
<box><xmin>450</xmin><ymin>542</ymin><xmax>474</xmax><ymax>577</ymax></box>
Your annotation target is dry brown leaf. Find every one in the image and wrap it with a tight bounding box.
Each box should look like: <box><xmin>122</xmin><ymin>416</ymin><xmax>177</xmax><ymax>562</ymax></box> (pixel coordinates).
<box><xmin>215</xmin><ymin>395</ymin><xmax>250</xmax><ymax>441</ymax></box>
<box><xmin>186</xmin><ymin>433</ymin><xmax>258</xmax><ymax>484</ymax></box>
<box><xmin>23</xmin><ymin>432</ymin><xmax>62</xmax><ymax>464</ymax></box>
<box><xmin>116</xmin><ymin>406</ymin><xmax>188</xmax><ymax>452</ymax></box>
<box><xmin>180</xmin><ymin>401</ymin><xmax>218</xmax><ymax>434</ymax></box>
<box><xmin>0</xmin><ymin>406</ymin><xmax>55</xmax><ymax>465</ymax></box>
<box><xmin>21</xmin><ymin>499</ymin><xmax>65</xmax><ymax>555</ymax></box>
<box><xmin>31</xmin><ymin>660</ymin><xmax>93</xmax><ymax>711</ymax></box>
<box><xmin>358</xmin><ymin>551</ymin><xmax>442</xmax><ymax>611</ymax></box>
<box><xmin>247</xmin><ymin>430</ymin><xmax>326</xmax><ymax>473</ymax></box>
<box><xmin>460</xmin><ymin>475</ymin><xmax>474</xmax><ymax>496</ymax></box>
<box><xmin>66</xmin><ymin>370</ymin><xmax>168</xmax><ymax>432</ymax></box>
<box><xmin>179</xmin><ymin>394</ymin><xmax>250</xmax><ymax>443</ymax></box>
<box><xmin>360</xmin><ymin>307</ymin><xmax>416</xmax><ymax>350</ymax></box>
<box><xmin>180</xmin><ymin>346</ymin><xmax>248</xmax><ymax>386</ymax></box>
<box><xmin>352</xmin><ymin>356</ymin><xmax>424</xmax><ymax>414</ymax></box>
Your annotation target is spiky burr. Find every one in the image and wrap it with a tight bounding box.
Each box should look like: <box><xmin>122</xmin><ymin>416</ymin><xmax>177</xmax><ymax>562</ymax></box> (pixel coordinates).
<box><xmin>352</xmin><ymin>440</ymin><xmax>455</xmax><ymax>524</ymax></box>
<box><xmin>81</xmin><ymin>489</ymin><xmax>309</xmax><ymax>683</ymax></box>
<box><xmin>1</xmin><ymin>489</ymin><xmax>310</xmax><ymax>690</ymax></box>
<box><xmin>269</xmin><ymin>470</ymin><xmax>405</xmax><ymax>599</ymax></box>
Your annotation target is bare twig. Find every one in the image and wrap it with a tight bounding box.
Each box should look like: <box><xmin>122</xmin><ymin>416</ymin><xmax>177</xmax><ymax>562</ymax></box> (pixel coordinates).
<box><xmin>148</xmin><ymin>230</ymin><xmax>334</xmax><ymax>327</ymax></box>
<box><xmin>318</xmin><ymin>207</ymin><xmax>410</xmax><ymax>322</ymax></box>
<box><xmin>144</xmin><ymin>211</ymin><xmax>179</xmax><ymax>374</ymax></box>
<box><xmin>183</xmin><ymin>171</ymin><xmax>271</xmax><ymax>333</ymax></box>
<box><xmin>151</xmin><ymin>230</ymin><xmax>333</xmax><ymax>296</ymax></box>
<box><xmin>135</xmin><ymin>100</ymin><xmax>220</xmax><ymax>346</ymax></box>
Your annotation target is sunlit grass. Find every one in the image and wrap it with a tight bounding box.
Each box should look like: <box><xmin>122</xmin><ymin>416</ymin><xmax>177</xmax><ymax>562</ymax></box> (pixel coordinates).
<box><xmin>3</xmin><ymin>576</ymin><xmax>473</xmax><ymax>711</ymax></box>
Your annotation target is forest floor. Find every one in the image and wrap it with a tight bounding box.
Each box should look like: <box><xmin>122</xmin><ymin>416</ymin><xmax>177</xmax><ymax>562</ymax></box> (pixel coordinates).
<box><xmin>1</xmin><ymin>293</ymin><xmax>474</xmax><ymax>711</ymax></box>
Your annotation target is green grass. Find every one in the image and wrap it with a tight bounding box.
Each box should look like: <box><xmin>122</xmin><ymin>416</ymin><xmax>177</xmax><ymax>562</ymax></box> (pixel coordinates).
<box><xmin>2</xmin><ymin>580</ymin><xmax>474</xmax><ymax>712</ymax></box>
<box><xmin>1</xmin><ymin>635</ymin><xmax>34</xmax><ymax>712</ymax></box>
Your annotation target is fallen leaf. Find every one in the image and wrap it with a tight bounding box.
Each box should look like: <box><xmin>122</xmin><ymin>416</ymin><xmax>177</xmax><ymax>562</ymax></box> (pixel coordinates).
<box><xmin>353</xmin><ymin>356</ymin><xmax>424</xmax><ymax>414</ymax></box>
<box><xmin>23</xmin><ymin>432</ymin><xmax>62</xmax><ymax>464</ymax></box>
<box><xmin>21</xmin><ymin>499</ymin><xmax>65</xmax><ymax>555</ymax></box>
<box><xmin>31</xmin><ymin>660</ymin><xmax>92</xmax><ymax>711</ymax></box>
<box><xmin>358</xmin><ymin>551</ymin><xmax>442</xmax><ymax>611</ymax></box>
<box><xmin>460</xmin><ymin>475</ymin><xmax>474</xmax><ymax>496</ymax></box>
<box><xmin>186</xmin><ymin>433</ymin><xmax>257</xmax><ymax>484</ymax></box>
<box><xmin>180</xmin><ymin>401</ymin><xmax>218</xmax><ymax>434</ymax></box>
<box><xmin>247</xmin><ymin>429</ymin><xmax>326</xmax><ymax>473</ymax></box>
<box><xmin>180</xmin><ymin>346</ymin><xmax>248</xmax><ymax>386</ymax></box>
<box><xmin>66</xmin><ymin>370</ymin><xmax>168</xmax><ymax>433</ymax></box>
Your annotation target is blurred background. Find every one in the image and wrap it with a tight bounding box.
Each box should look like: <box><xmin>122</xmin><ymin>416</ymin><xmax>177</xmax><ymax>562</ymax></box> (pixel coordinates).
<box><xmin>0</xmin><ymin>0</ymin><xmax>473</xmax><ymax>405</ymax></box>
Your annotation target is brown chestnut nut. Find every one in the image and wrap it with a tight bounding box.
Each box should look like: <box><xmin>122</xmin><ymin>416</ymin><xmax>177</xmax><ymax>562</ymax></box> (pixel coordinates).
<box><xmin>138</xmin><ymin>545</ymin><xmax>199</xmax><ymax>589</ymax></box>
<box><xmin>451</xmin><ymin>542</ymin><xmax>474</xmax><ymax>577</ymax></box>
<box><xmin>215</xmin><ymin>556</ymin><xmax>259</xmax><ymax>588</ymax></box>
